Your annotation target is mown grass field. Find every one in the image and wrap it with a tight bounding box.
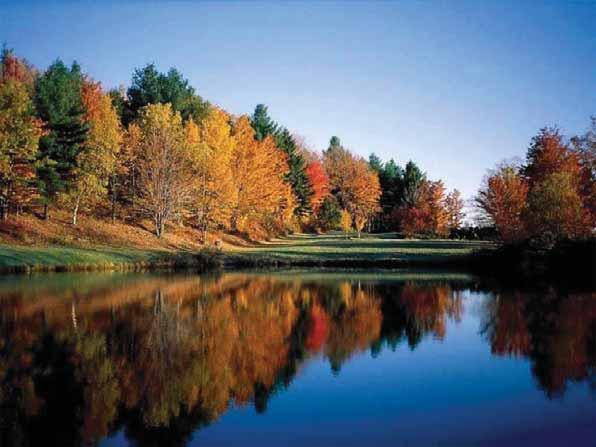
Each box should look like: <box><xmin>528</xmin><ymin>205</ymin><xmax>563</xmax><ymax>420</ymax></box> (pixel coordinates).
<box><xmin>226</xmin><ymin>233</ymin><xmax>496</xmax><ymax>267</ymax></box>
<box><xmin>0</xmin><ymin>232</ymin><xmax>496</xmax><ymax>273</ymax></box>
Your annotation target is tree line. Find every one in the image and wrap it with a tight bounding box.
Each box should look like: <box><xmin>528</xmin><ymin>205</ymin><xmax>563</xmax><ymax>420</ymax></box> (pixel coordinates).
<box><xmin>0</xmin><ymin>47</ymin><xmax>468</xmax><ymax>240</ymax></box>
<box><xmin>2</xmin><ymin>46</ymin><xmax>591</xmax><ymax>243</ymax></box>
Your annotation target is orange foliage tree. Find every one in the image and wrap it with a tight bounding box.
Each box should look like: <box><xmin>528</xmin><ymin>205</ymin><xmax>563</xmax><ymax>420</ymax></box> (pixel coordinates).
<box><xmin>0</xmin><ymin>48</ymin><xmax>36</xmax><ymax>87</ymax></box>
<box><xmin>323</xmin><ymin>142</ymin><xmax>380</xmax><ymax>237</ymax></box>
<box><xmin>394</xmin><ymin>179</ymin><xmax>448</xmax><ymax>237</ymax></box>
<box><xmin>522</xmin><ymin>127</ymin><xmax>592</xmax><ymax>240</ymax></box>
<box><xmin>476</xmin><ymin>162</ymin><xmax>529</xmax><ymax>242</ymax></box>
<box><xmin>230</xmin><ymin>116</ymin><xmax>294</xmax><ymax>239</ymax></box>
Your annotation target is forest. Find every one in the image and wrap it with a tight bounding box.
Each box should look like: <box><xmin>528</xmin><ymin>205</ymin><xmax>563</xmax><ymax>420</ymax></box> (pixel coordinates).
<box><xmin>0</xmin><ymin>47</ymin><xmax>594</xmax><ymax>248</ymax></box>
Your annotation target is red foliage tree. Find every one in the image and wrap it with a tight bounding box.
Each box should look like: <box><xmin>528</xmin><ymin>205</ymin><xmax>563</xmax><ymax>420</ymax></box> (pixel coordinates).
<box><xmin>305</xmin><ymin>160</ymin><xmax>329</xmax><ymax>213</ymax></box>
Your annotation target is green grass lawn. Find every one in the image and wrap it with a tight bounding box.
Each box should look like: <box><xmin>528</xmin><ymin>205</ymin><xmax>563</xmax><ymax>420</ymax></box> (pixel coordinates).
<box><xmin>0</xmin><ymin>233</ymin><xmax>496</xmax><ymax>273</ymax></box>
<box><xmin>0</xmin><ymin>245</ymin><xmax>168</xmax><ymax>272</ymax></box>
<box><xmin>226</xmin><ymin>233</ymin><xmax>496</xmax><ymax>266</ymax></box>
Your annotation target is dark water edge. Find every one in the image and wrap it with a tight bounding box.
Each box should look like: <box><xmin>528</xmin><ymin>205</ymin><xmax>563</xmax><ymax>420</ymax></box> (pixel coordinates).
<box><xmin>0</xmin><ymin>269</ymin><xmax>594</xmax><ymax>447</ymax></box>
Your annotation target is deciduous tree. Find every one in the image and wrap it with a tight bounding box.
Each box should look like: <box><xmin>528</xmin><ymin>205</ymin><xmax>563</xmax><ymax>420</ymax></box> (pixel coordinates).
<box><xmin>444</xmin><ymin>189</ymin><xmax>465</xmax><ymax>232</ymax></box>
<box><xmin>131</xmin><ymin>103</ymin><xmax>191</xmax><ymax>237</ymax></box>
<box><xmin>186</xmin><ymin>107</ymin><xmax>237</xmax><ymax>241</ymax></box>
<box><xmin>63</xmin><ymin>79</ymin><xmax>121</xmax><ymax>225</ymax></box>
<box><xmin>0</xmin><ymin>47</ymin><xmax>36</xmax><ymax>87</ymax></box>
<box><xmin>305</xmin><ymin>158</ymin><xmax>329</xmax><ymax>212</ymax></box>
<box><xmin>0</xmin><ymin>80</ymin><xmax>42</xmax><ymax>217</ymax></box>
<box><xmin>339</xmin><ymin>209</ymin><xmax>352</xmax><ymax>237</ymax></box>
<box><xmin>476</xmin><ymin>163</ymin><xmax>528</xmax><ymax>242</ymax></box>
<box><xmin>525</xmin><ymin>172</ymin><xmax>590</xmax><ymax>241</ymax></box>
<box><xmin>230</xmin><ymin>116</ymin><xmax>292</xmax><ymax>239</ymax></box>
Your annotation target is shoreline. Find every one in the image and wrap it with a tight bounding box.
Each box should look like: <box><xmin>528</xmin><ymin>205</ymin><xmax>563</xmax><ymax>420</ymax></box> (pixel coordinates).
<box><xmin>1</xmin><ymin>238</ymin><xmax>592</xmax><ymax>283</ymax></box>
<box><xmin>0</xmin><ymin>244</ymin><xmax>486</xmax><ymax>275</ymax></box>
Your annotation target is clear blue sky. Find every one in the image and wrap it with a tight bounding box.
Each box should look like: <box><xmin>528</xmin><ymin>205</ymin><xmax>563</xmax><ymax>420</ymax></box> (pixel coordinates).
<box><xmin>2</xmin><ymin>0</ymin><xmax>594</xmax><ymax>200</ymax></box>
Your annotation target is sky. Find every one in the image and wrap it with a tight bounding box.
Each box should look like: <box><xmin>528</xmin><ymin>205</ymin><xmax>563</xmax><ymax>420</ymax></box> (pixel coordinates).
<box><xmin>2</xmin><ymin>0</ymin><xmax>595</xmax><ymax>201</ymax></box>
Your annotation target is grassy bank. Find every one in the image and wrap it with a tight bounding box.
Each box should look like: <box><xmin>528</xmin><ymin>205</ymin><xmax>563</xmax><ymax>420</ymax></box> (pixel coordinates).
<box><xmin>224</xmin><ymin>233</ymin><xmax>496</xmax><ymax>269</ymax></box>
<box><xmin>0</xmin><ymin>233</ymin><xmax>495</xmax><ymax>274</ymax></box>
<box><xmin>0</xmin><ymin>245</ymin><xmax>222</xmax><ymax>273</ymax></box>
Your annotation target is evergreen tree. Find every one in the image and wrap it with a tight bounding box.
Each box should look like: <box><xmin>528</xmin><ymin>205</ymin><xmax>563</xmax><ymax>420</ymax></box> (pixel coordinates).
<box><xmin>275</xmin><ymin>127</ymin><xmax>312</xmax><ymax>215</ymax></box>
<box><xmin>316</xmin><ymin>196</ymin><xmax>341</xmax><ymax>231</ymax></box>
<box><xmin>378</xmin><ymin>158</ymin><xmax>404</xmax><ymax>218</ymax></box>
<box><xmin>328</xmin><ymin>136</ymin><xmax>341</xmax><ymax>152</ymax></box>
<box><xmin>34</xmin><ymin>60</ymin><xmax>88</xmax><ymax>218</ymax></box>
<box><xmin>125</xmin><ymin>64</ymin><xmax>209</xmax><ymax>125</ymax></box>
<box><xmin>401</xmin><ymin>161</ymin><xmax>425</xmax><ymax>207</ymax></box>
<box><xmin>368</xmin><ymin>153</ymin><xmax>383</xmax><ymax>173</ymax></box>
<box><xmin>250</xmin><ymin>104</ymin><xmax>278</xmax><ymax>141</ymax></box>
<box><xmin>107</xmin><ymin>86</ymin><xmax>126</xmax><ymax>122</ymax></box>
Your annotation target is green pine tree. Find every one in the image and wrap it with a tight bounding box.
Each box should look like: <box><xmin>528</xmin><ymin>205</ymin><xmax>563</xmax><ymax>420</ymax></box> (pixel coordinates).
<box><xmin>125</xmin><ymin>64</ymin><xmax>209</xmax><ymax>125</ymax></box>
<box><xmin>34</xmin><ymin>60</ymin><xmax>89</xmax><ymax>218</ymax></box>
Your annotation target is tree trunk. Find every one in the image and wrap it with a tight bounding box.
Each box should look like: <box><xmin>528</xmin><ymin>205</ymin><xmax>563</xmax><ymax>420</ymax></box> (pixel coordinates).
<box><xmin>111</xmin><ymin>175</ymin><xmax>117</xmax><ymax>224</ymax></box>
<box><xmin>43</xmin><ymin>203</ymin><xmax>49</xmax><ymax>220</ymax></box>
<box><xmin>72</xmin><ymin>196</ymin><xmax>81</xmax><ymax>226</ymax></box>
<box><xmin>155</xmin><ymin>214</ymin><xmax>164</xmax><ymax>238</ymax></box>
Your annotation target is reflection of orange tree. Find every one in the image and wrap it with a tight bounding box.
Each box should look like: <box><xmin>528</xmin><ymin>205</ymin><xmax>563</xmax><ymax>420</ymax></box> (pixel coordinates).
<box><xmin>398</xmin><ymin>283</ymin><xmax>463</xmax><ymax>345</ymax></box>
<box><xmin>111</xmin><ymin>277</ymin><xmax>302</xmax><ymax>426</ymax></box>
<box><xmin>528</xmin><ymin>291</ymin><xmax>596</xmax><ymax>397</ymax></box>
<box><xmin>482</xmin><ymin>288</ymin><xmax>596</xmax><ymax>397</ymax></box>
<box><xmin>0</xmin><ymin>275</ymin><xmax>388</xmax><ymax>444</ymax></box>
<box><xmin>323</xmin><ymin>282</ymin><xmax>382</xmax><ymax>372</ymax></box>
<box><xmin>482</xmin><ymin>292</ymin><xmax>531</xmax><ymax>357</ymax></box>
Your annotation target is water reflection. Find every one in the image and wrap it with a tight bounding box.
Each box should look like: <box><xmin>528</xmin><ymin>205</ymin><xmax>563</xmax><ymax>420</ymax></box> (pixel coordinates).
<box><xmin>0</xmin><ymin>272</ymin><xmax>593</xmax><ymax>446</ymax></box>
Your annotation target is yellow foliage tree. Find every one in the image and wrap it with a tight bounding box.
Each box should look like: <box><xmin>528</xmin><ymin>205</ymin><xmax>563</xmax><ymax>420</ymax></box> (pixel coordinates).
<box><xmin>131</xmin><ymin>103</ymin><xmax>191</xmax><ymax>237</ymax></box>
<box><xmin>0</xmin><ymin>80</ymin><xmax>42</xmax><ymax>217</ymax></box>
<box><xmin>64</xmin><ymin>79</ymin><xmax>121</xmax><ymax>225</ymax></box>
<box><xmin>186</xmin><ymin>107</ymin><xmax>237</xmax><ymax>242</ymax></box>
<box><xmin>339</xmin><ymin>209</ymin><xmax>352</xmax><ymax>238</ymax></box>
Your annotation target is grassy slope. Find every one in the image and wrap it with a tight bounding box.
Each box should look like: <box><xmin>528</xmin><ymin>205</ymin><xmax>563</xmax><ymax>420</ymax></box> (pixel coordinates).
<box><xmin>0</xmin><ymin>210</ymin><xmax>205</xmax><ymax>272</ymax></box>
<box><xmin>0</xmin><ymin>212</ymin><xmax>495</xmax><ymax>272</ymax></box>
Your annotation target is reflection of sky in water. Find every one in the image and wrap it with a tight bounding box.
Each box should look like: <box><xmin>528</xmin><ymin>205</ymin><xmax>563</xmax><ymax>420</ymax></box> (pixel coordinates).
<box><xmin>1</xmin><ymin>272</ymin><xmax>593</xmax><ymax>447</ymax></box>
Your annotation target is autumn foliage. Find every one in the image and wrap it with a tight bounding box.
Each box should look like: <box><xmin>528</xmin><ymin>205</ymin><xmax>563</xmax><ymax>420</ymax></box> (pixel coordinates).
<box><xmin>477</xmin><ymin>127</ymin><xmax>594</xmax><ymax>244</ymax></box>
<box><xmin>1</xmin><ymin>47</ymin><xmax>593</xmax><ymax>244</ymax></box>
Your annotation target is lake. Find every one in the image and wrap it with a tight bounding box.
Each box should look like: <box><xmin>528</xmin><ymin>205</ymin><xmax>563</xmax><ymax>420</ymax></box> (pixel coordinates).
<box><xmin>0</xmin><ymin>270</ymin><xmax>594</xmax><ymax>446</ymax></box>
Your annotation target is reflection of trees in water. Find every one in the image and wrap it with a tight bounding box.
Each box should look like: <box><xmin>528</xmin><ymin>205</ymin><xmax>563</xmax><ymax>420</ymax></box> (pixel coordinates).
<box><xmin>481</xmin><ymin>288</ymin><xmax>596</xmax><ymax>398</ymax></box>
<box><xmin>372</xmin><ymin>282</ymin><xmax>463</xmax><ymax>352</ymax></box>
<box><xmin>0</xmin><ymin>275</ymin><xmax>594</xmax><ymax>446</ymax></box>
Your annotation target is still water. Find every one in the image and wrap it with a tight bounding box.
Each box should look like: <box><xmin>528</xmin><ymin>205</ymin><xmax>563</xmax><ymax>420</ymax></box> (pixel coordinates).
<box><xmin>0</xmin><ymin>270</ymin><xmax>594</xmax><ymax>446</ymax></box>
